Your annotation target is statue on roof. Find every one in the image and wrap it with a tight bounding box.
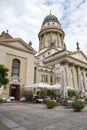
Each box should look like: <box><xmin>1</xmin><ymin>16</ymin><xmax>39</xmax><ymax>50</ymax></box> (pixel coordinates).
<box><xmin>76</xmin><ymin>41</ymin><xmax>80</xmax><ymax>51</ymax></box>
<box><xmin>64</xmin><ymin>43</ymin><xmax>66</xmax><ymax>50</ymax></box>
<box><xmin>28</xmin><ymin>41</ymin><xmax>32</xmax><ymax>46</ymax></box>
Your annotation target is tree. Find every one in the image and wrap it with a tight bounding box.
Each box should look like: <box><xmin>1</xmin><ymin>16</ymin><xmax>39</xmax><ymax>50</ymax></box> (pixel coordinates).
<box><xmin>0</xmin><ymin>64</ymin><xmax>9</xmax><ymax>87</ymax></box>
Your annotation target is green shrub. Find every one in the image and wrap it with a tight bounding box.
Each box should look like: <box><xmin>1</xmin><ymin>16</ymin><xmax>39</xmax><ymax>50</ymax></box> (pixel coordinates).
<box><xmin>68</xmin><ymin>90</ymin><xmax>77</xmax><ymax>98</ymax></box>
<box><xmin>39</xmin><ymin>89</ymin><xmax>47</xmax><ymax>98</ymax></box>
<box><xmin>0</xmin><ymin>98</ymin><xmax>3</xmax><ymax>104</ymax></box>
<box><xmin>37</xmin><ymin>90</ymin><xmax>47</xmax><ymax>98</ymax></box>
<box><xmin>45</xmin><ymin>100</ymin><xmax>57</xmax><ymax>109</ymax></box>
<box><xmin>72</xmin><ymin>100</ymin><xmax>85</xmax><ymax>111</ymax></box>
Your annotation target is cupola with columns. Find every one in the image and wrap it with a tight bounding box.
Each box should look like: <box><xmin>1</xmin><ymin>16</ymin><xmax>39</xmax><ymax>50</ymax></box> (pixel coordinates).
<box><xmin>38</xmin><ymin>11</ymin><xmax>65</xmax><ymax>51</ymax></box>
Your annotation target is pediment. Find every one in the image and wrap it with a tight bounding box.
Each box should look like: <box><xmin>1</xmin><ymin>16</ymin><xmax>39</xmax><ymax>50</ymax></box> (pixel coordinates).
<box><xmin>10</xmin><ymin>76</ymin><xmax>21</xmax><ymax>84</ymax></box>
<box><xmin>7</xmin><ymin>41</ymin><xmax>29</xmax><ymax>50</ymax></box>
<box><xmin>0</xmin><ymin>38</ymin><xmax>36</xmax><ymax>54</ymax></box>
<box><xmin>70</xmin><ymin>51</ymin><xmax>87</xmax><ymax>63</ymax></box>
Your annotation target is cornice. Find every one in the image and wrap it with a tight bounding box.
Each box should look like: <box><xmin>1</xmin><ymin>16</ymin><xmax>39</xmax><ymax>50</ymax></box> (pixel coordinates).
<box><xmin>36</xmin><ymin>47</ymin><xmax>58</xmax><ymax>57</ymax></box>
<box><xmin>67</xmin><ymin>55</ymin><xmax>87</xmax><ymax>66</ymax></box>
<box><xmin>70</xmin><ymin>50</ymin><xmax>87</xmax><ymax>60</ymax></box>
<box><xmin>6</xmin><ymin>52</ymin><xmax>27</xmax><ymax>59</ymax></box>
<box><xmin>44</xmin><ymin>52</ymin><xmax>87</xmax><ymax>68</ymax></box>
<box><xmin>44</xmin><ymin>50</ymin><xmax>68</xmax><ymax>62</ymax></box>
<box><xmin>0</xmin><ymin>38</ymin><xmax>36</xmax><ymax>54</ymax></box>
<box><xmin>0</xmin><ymin>42</ymin><xmax>35</xmax><ymax>55</ymax></box>
<box><xmin>38</xmin><ymin>27</ymin><xmax>65</xmax><ymax>37</ymax></box>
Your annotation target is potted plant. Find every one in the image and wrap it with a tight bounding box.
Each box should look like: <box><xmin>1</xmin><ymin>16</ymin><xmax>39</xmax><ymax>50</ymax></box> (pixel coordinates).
<box><xmin>72</xmin><ymin>100</ymin><xmax>85</xmax><ymax>112</ymax></box>
<box><xmin>68</xmin><ymin>90</ymin><xmax>77</xmax><ymax>99</ymax></box>
<box><xmin>45</xmin><ymin>100</ymin><xmax>57</xmax><ymax>109</ymax></box>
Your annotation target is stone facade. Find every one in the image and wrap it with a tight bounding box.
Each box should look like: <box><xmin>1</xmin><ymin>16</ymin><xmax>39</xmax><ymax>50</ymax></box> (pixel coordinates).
<box><xmin>37</xmin><ymin>13</ymin><xmax>87</xmax><ymax>95</ymax></box>
<box><xmin>0</xmin><ymin>33</ymin><xmax>37</xmax><ymax>99</ymax></box>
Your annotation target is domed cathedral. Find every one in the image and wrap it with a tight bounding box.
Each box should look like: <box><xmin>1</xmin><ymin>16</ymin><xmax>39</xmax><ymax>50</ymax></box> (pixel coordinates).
<box><xmin>37</xmin><ymin>12</ymin><xmax>87</xmax><ymax>94</ymax></box>
<box><xmin>37</xmin><ymin>12</ymin><xmax>66</xmax><ymax>66</ymax></box>
<box><xmin>0</xmin><ymin>12</ymin><xmax>87</xmax><ymax>98</ymax></box>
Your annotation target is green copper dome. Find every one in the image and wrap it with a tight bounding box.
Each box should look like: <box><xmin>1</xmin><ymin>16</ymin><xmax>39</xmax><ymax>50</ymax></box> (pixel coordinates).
<box><xmin>42</xmin><ymin>14</ymin><xmax>59</xmax><ymax>25</ymax></box>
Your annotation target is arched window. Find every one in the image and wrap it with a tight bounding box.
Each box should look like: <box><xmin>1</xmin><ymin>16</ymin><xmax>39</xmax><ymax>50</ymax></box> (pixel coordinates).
<box><xmin>11</xmin><ymin>59</ymin><xmax>20</xmax><ymax>77</ymax></box>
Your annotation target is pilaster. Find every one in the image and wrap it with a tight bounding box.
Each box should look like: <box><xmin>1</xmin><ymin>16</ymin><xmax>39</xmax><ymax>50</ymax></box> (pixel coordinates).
<box><xmin>57</xmin><ymin>33</ymin><xmax>61</xmax><ymax>48</ymax></box>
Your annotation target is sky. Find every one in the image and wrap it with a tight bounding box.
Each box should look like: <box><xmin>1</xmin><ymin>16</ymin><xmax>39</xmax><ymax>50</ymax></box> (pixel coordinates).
<box><xmin>0</xmin><ymin>0</ymin><xmax>87</xmax><ymax>54</ymax></box>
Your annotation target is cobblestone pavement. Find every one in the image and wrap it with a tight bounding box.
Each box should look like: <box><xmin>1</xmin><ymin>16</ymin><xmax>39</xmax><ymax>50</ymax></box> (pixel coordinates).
<box><xmin>0</xmin><ymin>121</ymin><xmax>9</xmax><ymax>130</ymax></box>
<box><xmin>0</xmin><ymin>102</ymin><xmax>87</xmax><ymax>130</ymax></box>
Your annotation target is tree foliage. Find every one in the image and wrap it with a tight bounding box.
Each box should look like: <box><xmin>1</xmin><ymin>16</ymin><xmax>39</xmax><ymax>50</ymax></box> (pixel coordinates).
<box><xmin>0</xmin><ymin>64</ymin><xmax>9</xmax><ymax>87</ymax></box>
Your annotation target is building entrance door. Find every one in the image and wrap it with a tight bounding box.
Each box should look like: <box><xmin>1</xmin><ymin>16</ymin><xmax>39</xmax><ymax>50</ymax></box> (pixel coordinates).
<box><xmin>10</xmin><ymin>85</ymin><xmax>20</xmax><ymax>100</ymax></box>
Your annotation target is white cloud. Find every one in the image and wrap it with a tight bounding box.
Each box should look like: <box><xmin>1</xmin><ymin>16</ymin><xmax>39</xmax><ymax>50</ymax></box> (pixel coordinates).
<box><xmin>0</xmin><ymin>0</ymin><xmax>87</xmax><ymax>54</ymax></box>
<box><xmin>63</xmin><ymin>0</ymin><xmax>87</xmax><ymax>54</ymax></box>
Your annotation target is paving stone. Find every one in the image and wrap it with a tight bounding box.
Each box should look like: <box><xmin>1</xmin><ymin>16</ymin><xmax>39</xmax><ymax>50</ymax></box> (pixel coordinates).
<box><xmin>0</xmin><ymin>121</ymin><xmax>9</xmax><ymax>130</ymax></box>
<box><xmin>0</xmin><ymin>113</ymin><xmax>19</xmax><ymax>128</ymax></box>
<box><xmin>0</xmin><ymin>103</ymin><xmax>87</xmax><ymax>130</ymax></box>
<box><xmin>12</xmin><ymin>127</ymin><xmax>27</xmax><ymax>130</ymax></box>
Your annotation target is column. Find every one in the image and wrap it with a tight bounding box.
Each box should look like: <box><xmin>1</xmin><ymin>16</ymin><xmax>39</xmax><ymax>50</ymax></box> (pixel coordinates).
<box><xmin>61</xmin><ymin>35</ymin><xmax>64</xmax><ymax>48</ymax></box>
<box><xmin>60</xmin><ymin>61</ymin><xmax>69</xmax><ymax>87</ymax></box>
<box><xmin>77</xmin><ymin>66</ymin><xmax>81</xmax><ymax>90</ymax></box>
<box><xmin>64</xmin><ymin>63</ymin><xmax>69</xmax><ymax>87</ymax></box>
<box><xmin>57</xmin><ymin>33</ymin><xmax>61</xmax><ymax>48</ymax></box>
<box><xmin>72</xmin><ymin>65</ymin><xmax>78</xmax><ymax>90</ymax></box>
<box><xmin>51</xmin><ymin>32</ymin><xmax>52</xmax><ymax>44</ymax></box>
<box><xmin>44</xmin><ymin>33</ymin><xmax>46</xmax><ymax>47</ymax></box>
<box><xmin>53</xmin><ymin>65</ymin><xmax>56</xmax><ymax>84</ymax></box>
<box><xmin>39</xmin><ymin>37</ymin><xmax>41</xmax><ymax>50</ymax></box>
<box><xmin>83</xmin><ymin>68</ymin><xmax>86</xmax><ymax>91</ymax></box>
<box><xmin>57</xmin><ymin>33</ymin><xmax>59</xmax><ymax>47</ymax></box>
